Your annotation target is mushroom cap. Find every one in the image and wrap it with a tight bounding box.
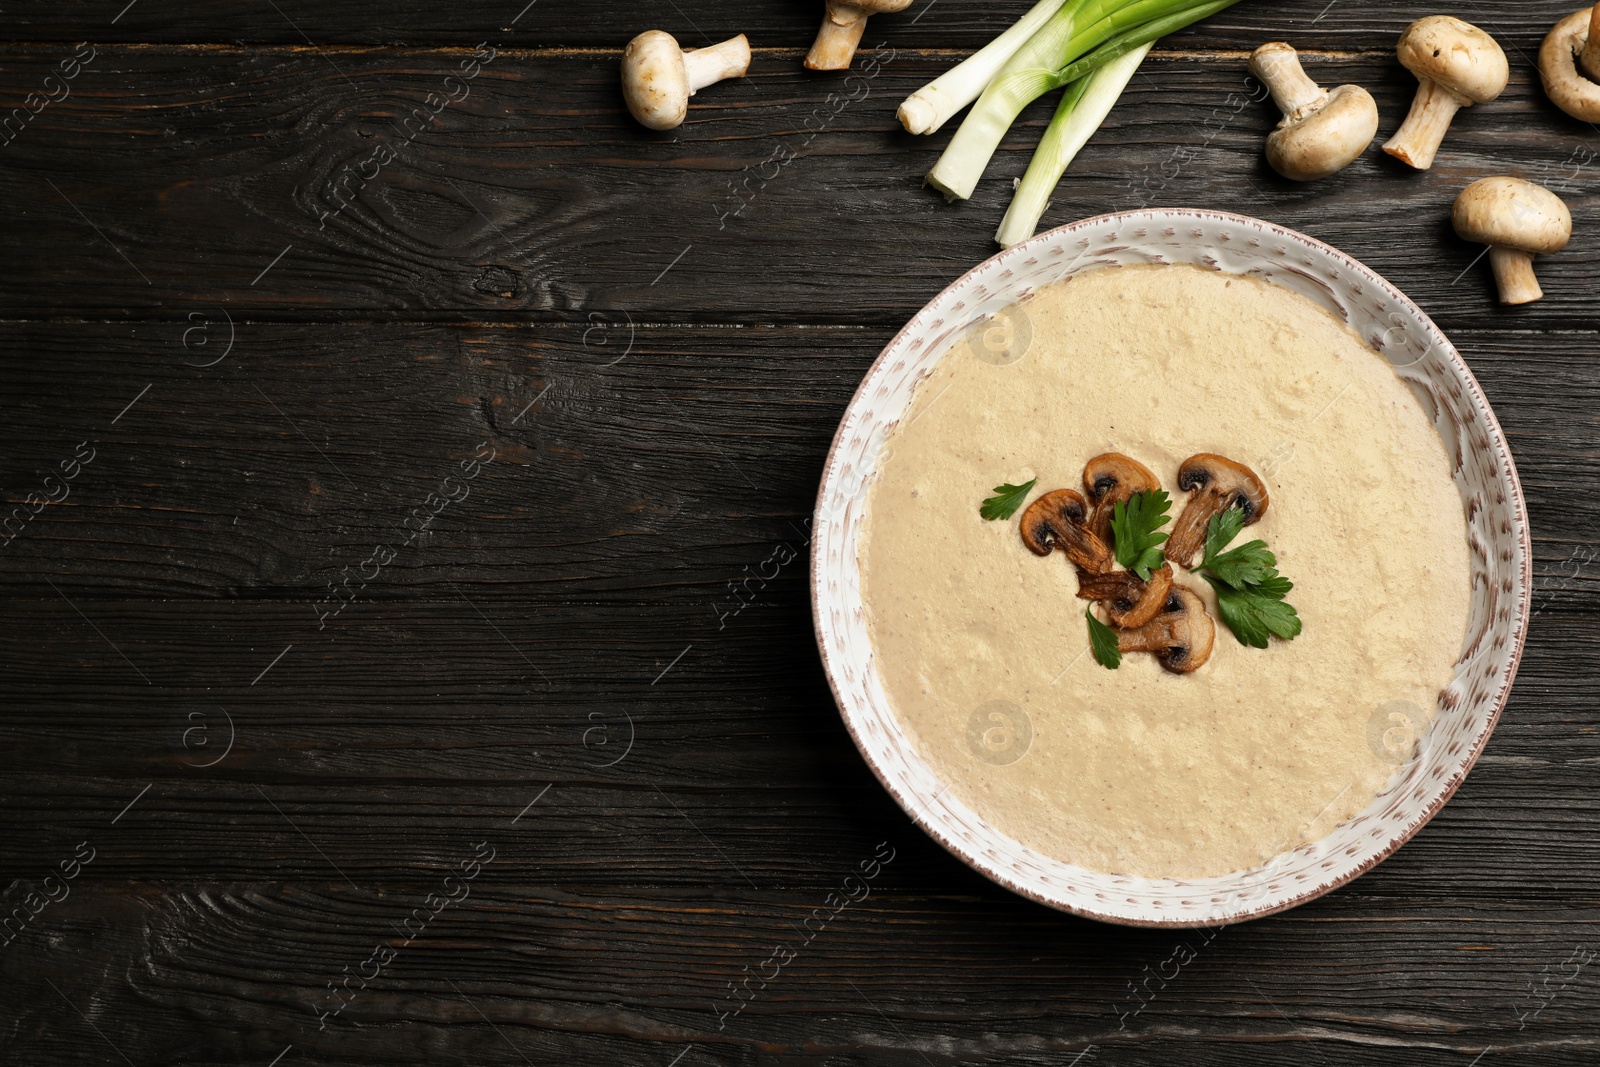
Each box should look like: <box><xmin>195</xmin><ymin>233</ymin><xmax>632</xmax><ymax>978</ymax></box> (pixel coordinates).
<box><xmin>1452</xmin><ymin>176</ymin><xmax>1572</xmax><ymax>253</ymax></box>
<box><xmin>1265</xmin><ymin>83</ymin><xmax>1379</xmax><ymax>181</ymax></box>
<box><xmin>1396</xmin><ymin>15</ymin><xmax>1509</xmax><ymax>104</ymax></box>
<box><xmin>1082</xmin><ymin>453</ymin><xmax>1159</xmax><ymax>506</ymax></box>
<box><xmin>1176</xmin><ymin>454</ymin><xmax>1269</xmax><ymax>523</ymax></box>
<box><xmin>1539</xmin><ymin>8</ymin><xmax>1600</xmax><ymax>123</ymax></box>
<box><xmin>622</xmin><ymin>30</ymin><xmax>690</xmax><ymax>130</ymax></box>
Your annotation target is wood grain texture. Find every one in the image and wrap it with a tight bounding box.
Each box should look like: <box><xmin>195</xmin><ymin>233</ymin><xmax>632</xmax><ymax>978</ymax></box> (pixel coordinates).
<box><xmin>2</xmin><ymin>0</ymin><xmax>1598</xmax><ymax>1063</ymax></box>
<box><xmin>0</xmin><ymin>27</ymin><xmax>1593</xmax><ymax>326</ymax></box>
<box><xmin>0</xmin><ymin>0</ymin><xmax>1571</xmax><ymax>51</ymax></box>
<box><xmin>5</xmin><ymin>881</ymin><xmax>1600</xmax><ymax>1066</ymax></box>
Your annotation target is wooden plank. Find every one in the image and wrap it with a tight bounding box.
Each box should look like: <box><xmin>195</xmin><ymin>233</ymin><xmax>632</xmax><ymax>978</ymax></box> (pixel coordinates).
<box><xmin>0</xmin><ymin>322</ymin><xmax>1595</xmax><ymax>597</ymax></box>
<box><xmin>0</xmin><ymin>44</ymin><xmax>1593</xmax><ymax>326</ymax></box>
<box><xmin>1</xmin><ymin>880</ymin><xmax>1595</xmax><ymax>1066</ymax></box>
<box><xmin>0</xmin><ymin>0</ymin><xmax>1575</xmax><ymax>52</ymax></box>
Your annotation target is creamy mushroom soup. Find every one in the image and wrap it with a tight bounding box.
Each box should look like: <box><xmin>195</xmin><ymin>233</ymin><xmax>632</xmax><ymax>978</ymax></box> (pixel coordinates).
<box><xmin>860</xmin><ymin>264</ymin><xmax>1471</xmax><ymax>879</ymax></box>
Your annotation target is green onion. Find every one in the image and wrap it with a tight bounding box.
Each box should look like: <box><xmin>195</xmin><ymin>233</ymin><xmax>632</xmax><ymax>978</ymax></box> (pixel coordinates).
<box><xmin>926</xmin><ymin>0</ymin><xmax>1243</xmax><ymax>201</ymax></box>
<box><xmin>897</xmin><ymin>0</ymin><xmax>1075</xmax><ymax>135</ymax></box>
<box><xmin>995</xmin><ymin>42</ymin><xmax>1152</xmax><ymax>248</ymax></box>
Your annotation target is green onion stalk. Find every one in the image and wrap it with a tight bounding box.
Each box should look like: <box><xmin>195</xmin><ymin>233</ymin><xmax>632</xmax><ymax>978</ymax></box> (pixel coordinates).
<box><xmin>925</xmin><ymin>0</ymin><xmax>1244</xmax><ymax>201</ymax></box>
<box><xmin>995</xmin><ymin>42</ymin><xmax>1153</xmax><ymax>248</ymax></box>
<box><xmin>897</xmin><ymin>0</ymin><xmax>1073</xmax><ymax>136</ymax></box>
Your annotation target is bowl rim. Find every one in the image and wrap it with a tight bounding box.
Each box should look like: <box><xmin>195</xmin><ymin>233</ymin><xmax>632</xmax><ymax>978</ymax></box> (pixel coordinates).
<box><xmin>809</xmin><ymin>207</ymin><xmax>1531</xmax><ymax>927</ymax></box>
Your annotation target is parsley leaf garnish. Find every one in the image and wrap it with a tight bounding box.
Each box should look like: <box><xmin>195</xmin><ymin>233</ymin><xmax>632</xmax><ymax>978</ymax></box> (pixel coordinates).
<box><xmin>1195</xmin><ymin>507</ymin><xmax>1303</xmax><ymax>647</ymax></box>
<box><xmin>1251</xmin><ymin>573</ymin><xmax>1294</xmax><ymax>600</ymax></box>
<box><xmin>1109</xmin><ymin>489</ymin><xmax>1171</xmax><ymax>580</ymax></box>
<box><xmin>1086</xmin><ymin>606</ymin><xmax>1122</xmax><ymax>669</ymax></box>
<box><xmin>980</xmin><ymin>477</ymin><xmax>1037</xmax><ymax>521</ymax></box>
<box><xmin>1200</xmin><ymin>538</ymin><xmax>1278</xmax><ymax>588</ymax></box>
<box><xmin>1204</xmin><ymin>575</ymin><xmax>1303</xmax><ymax>648</ymax></box>
<box><xmin>1202</xmin><ymin>504</ymin><xmax>1246</xmax><ymax>562</ymax></box>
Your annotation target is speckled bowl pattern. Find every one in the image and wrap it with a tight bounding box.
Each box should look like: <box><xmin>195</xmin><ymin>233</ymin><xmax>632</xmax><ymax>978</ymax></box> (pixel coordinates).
<box><xmin>811</xmin><ymin>209</ymin><xmax>1530</xmax><ymax>927</ymax></box>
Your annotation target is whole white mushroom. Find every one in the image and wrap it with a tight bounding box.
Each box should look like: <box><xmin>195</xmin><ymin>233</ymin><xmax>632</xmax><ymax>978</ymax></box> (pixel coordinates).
<box><xmin>1452</xmin><ymin>177</ymin><xmax>1572</xmax><ymax>305</ymax></box>
<box><xmin>1539</xmin><ymin>6</ymin><xmax>1600</xmax><ymax>122</ymax></box>
<box><xmin>1383</xmin><ymin>16</ymin><xmax>1508</xmax><ymax>170</ymax></box>
<box><xmin>621</xmin><ymin>30</ymin><xmax>751</xmax><ymax>131</ymax></box>
<box><xmin>1249</xmin><ymin>42</ymin><xmax>1379</xmax><ymax>181</ymax></box>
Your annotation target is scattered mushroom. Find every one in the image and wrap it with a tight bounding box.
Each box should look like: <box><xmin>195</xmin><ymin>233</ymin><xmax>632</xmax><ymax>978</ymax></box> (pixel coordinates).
<box><xmin>621</xmin><ymin>30</ymin><xmax>752</xmax><ymax>131</ymax></box>
<box><xmin>1539</xmin><ymin>6</ymin><xmax>1600</xmax><ymax>122</ymax></box>
<box><xmin>1382</xmin><ymin>16</ymin><xmax>1508</xmax><ymax>170</ymax></box>
<box><xmin>1082</xmin><ymin>452</ymin><xmax>1160</xmax><ymax>544</ymax></box>
<box><xmin>1115</xmin><ymin>585</ymin><xmax>1216</xmax><ymax>674</ymax></box>
<box><xmin>806</xmin><ymin>0</ymin><xmax>911</xmax><ymax>71</ymax></box>
<box><xmin>1165</xmin><ymin>454</ymin><xmax>1270</xmax><ymax>568</ymax></box>
<box><xmin>1248</xmin><ymin>42</ymin><xmax>1379</xmax><ymax>181</ymax></box>
<box><xmin>1020</xmin><ymin>488</ymin><xmax>1113</xmax><ymax>574</ymax></box>
<box><xmin>1080</xmin><ymin>564</ymin><xmax>1176</xmax><ymax>630</ymax></box>
<box><xmin>1452</xmin><ymin>177</ymin><xmax>1573</xmax><ymax>305</ymax></box>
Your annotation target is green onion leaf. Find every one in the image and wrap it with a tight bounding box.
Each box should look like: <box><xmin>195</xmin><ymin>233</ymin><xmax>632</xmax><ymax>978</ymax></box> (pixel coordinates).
<box><xmin>997</xmin><ymin>42</ymin><xmax>1152</xmax><ymax>248</ymax></box>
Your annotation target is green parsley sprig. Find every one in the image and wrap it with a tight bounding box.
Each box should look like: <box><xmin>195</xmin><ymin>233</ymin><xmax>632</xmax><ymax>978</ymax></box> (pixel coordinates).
<box><xmin>1193</xmin><ymin>506</ymin><xmax>1302</xmax><ymax>648</ymax></box>
<box><xmin>979</xmin><ymin>477</ymin><xmax>1037</xmax><ymax>521</ymax></box>
<box><xmin>1109</xmin><ymin>489</ymin><xmax>1171</xmax><ymax>580</ymax></box>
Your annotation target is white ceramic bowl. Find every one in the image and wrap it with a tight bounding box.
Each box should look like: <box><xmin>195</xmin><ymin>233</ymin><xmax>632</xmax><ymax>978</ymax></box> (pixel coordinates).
<box><xmin>811</xmin><ymin>209</ymin><xmax>1530</xmax><ymax>927</ymax></box>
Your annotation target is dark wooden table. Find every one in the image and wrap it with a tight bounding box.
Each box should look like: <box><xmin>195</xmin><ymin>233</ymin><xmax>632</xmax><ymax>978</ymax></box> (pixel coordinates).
<box><xmin>1</xmin><ymin>1</ymin><xmax>1595</xmax><ymax>1063</ymax></box>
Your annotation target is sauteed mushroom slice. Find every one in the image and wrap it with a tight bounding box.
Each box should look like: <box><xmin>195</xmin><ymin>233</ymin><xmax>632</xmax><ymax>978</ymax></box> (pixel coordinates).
<box><xmin>1165</xmin><ymin>454</ymin><xmax>1269</xmax><ymax>568</ymax></box>
<box><xmin>1019</xmin><ymin>488</ymin><xmax>1113</xmax><ymax>573</ymax></box>
<box><xmin>1082</xmin><ymin>452</ymin><xmax>1160</xmax><ymax>544</ymax></box>
<box><xmin>1106</xmin><ymin>564</ymin><xmax>1174</xmax><ymax>629</ymax></box>
<box><xmin>1075</xmin><ymin>564</ymin><xmax>1174</xmax><ymax>629</ymax></box>
<box><xmin>1116</xmin><ymin>585</ymin><xmax>1216</xmax><ymax>673</ymax></box>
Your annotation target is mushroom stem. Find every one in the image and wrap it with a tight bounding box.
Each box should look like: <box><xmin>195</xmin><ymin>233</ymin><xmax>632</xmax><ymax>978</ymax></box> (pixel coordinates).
<box><xmin>1250</xmin><ymin>42</ymin><xmax>1324</xmax><ymax>117</ymax></box>
<box><xmin>684</xmin><ymin>34</ymin><xmax>753</xmax><ymax>92</ymax></box>
<box><xmin>1488</xmin><ymin>245</ymin><xmax>1543</xmax><ymax>305</ymax></box>
<box><xmin>806</xmin><ymin>1</ymin><xmax>871</xmax><ymax>71</ymax></box>
<box><xmin>1382</xmin><ymin>79</ymin><xmax>1464</xmax><ymax>170</ymax></box>
<box><xmin>1584</xmin><ymin>5</ymin><xmax>1600</xmax><ymax>84</ymax></box>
